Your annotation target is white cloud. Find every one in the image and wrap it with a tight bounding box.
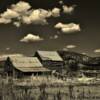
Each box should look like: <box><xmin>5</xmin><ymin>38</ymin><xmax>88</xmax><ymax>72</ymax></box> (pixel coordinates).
<box><xmin>94</xmin><ymin>49</ymin><xmax>100</xmax><ymax>53</ymax></box>
<box><xmin>63</xmin><ymin>45</ymin><xmax>76</xmax><ymax>51</ymax></box>
<box><xmin>0</xmin><ymin>1</ymin><xmax>62</xmax><ymax>26</ymax></box>
<box><xmin>55</xmin><ymin>22</ymin><xmax>64</xmax><ymax>29</ymax></box>
<box><xmin>22</xmin><ymin>16</ymin><xmax>31</xmax><ymax>24</ymax></box>
<box><xmin>50</xmin><ymin>35</ymin><xmax>58</xmax><ymax>39</ymax></box>
<box><xmin>0</xmin><ymin>1</ymin><xmax>79</xmax><ymax>28</ymax></box>
<box><xmin>0</xmin><ymin>1</ymin><xmax>51</xmax><ymax>26</ymax></box>
<box><xmin>1</xmin><ymin>9</ymin><xmax>19</xmax><ymax>19</ymax></box>
<box><xmin>66</xmin><ymin>45</ymin><xmax>77</xmax><ymax>49</ymax></box>
<box><xmin>55</xmin><ymin>22</ymin><xmax>80</xmax><ymax>33</ymax></box>
<box><xmin>28</xmin><ymin>9</ymin><xmax>51</xmax><ymax>25</ymax></box>
<box><xmin>59</xmin><ymin>1</ymin><xmax>64</xmax><ymax>5</ymax></box>
<box><xmin>62</xmin><ymin>5</ymin><xmax>75</xmax><ymax>14</ymax></box>
<box><xmin>20</xmin><ymin>33</ymin><xmax>43</xmax><ymax>43</ymax></box>
<box><xmin>23</xmin><ymin>8</ymin><xmax>60</xmax><ymax>25</ymax></box>
<box><xmin>39</xmin><ymin>9</ymin><xmax>52</xmax><ymax>18</ymax></box>
<box><xmin>51</xmin><ymin>7</ymin><xmax>61</xmax><ymax>17</ymax></box>
<box><xmin>0</xmin><ymin>17</ymin><xmax>11</xmax><ymax>24</ymax></box>
<box><xmin>11</xmin><ymin>1</ymin><xmax>31</xmax><ymax>13</ymax></box>
<box><xmin>13</xmin><ymin>21</ymin><xmax>21</xmax><ymax>27</ymax></box>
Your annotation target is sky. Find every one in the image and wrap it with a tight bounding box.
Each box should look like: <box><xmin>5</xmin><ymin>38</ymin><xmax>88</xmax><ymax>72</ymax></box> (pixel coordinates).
<box><xmin>0</xmin><ymin>0</ymin><xmax>100</xmax><ymax>57</ymax></box>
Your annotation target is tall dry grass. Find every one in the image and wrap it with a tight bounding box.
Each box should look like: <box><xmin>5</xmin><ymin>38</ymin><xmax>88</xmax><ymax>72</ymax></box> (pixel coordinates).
<box><xmin>0</xmin><ymin>76</ymin><xmax>100</xmax><ymax>100</ymax></box>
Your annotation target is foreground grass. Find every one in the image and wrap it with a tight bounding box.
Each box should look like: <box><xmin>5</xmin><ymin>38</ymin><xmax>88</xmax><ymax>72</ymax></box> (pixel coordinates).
<box><xmin>0</xmin><ymin>76</ymin><xmax>100</xmax><ymax>100</ymax></box>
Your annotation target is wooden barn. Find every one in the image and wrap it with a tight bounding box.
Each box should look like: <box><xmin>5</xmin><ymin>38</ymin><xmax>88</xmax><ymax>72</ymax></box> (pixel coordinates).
<box><xmin>0</xmin><ymin>57</ymin><xmax>7</xmax><ymax>75</ymax></box>
<box><xmin>0</xmin><ymin>54</ymin><xmax>24</xmax><ymax>76</ymax></box>
<box><xmin>34</xmin><ymin>50</ymin><xmax>64</xmax><ymax>73</ymax></box>
<box><xmin>4</xmin><ymin>56</ymin><xmax>51</xmax><ymax>78</ymax></box>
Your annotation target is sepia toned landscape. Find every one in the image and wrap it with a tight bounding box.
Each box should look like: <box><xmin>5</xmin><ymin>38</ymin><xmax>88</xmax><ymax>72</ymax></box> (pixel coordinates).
<box><xmin>0</xmin><ymin>0</ymin><xmax>100</xmax><ymax>100</ymax></box>
<box><xmin>0</xmin><ymin>50</ymin><xmax>100</xmax><ymax>100</ymax></box>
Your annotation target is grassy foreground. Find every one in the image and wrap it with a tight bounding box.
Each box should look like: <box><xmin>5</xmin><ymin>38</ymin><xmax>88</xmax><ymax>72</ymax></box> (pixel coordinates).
<box><xmin>0</xmin><ymin>76</ymin><xmax>100</xmax><ymax>100</ymax></box>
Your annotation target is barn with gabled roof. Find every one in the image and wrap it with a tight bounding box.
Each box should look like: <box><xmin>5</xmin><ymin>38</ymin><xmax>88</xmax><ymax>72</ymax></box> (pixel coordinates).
<box><xmin>4</xmin><ymin>56</ymin><xmax>51</xmax><ymax>78</ymax></box>
<box><xmin>34</xmin><ymin>50</ymin><xmax>64</xmax><ymax>73</ymax></box>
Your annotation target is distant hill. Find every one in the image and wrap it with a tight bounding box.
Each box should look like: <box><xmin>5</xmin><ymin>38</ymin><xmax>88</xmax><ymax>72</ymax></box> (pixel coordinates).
<box><xmin>58</xmin><ymin>50</ymin><xmax>100</xmax><ymax>67</ymax></box>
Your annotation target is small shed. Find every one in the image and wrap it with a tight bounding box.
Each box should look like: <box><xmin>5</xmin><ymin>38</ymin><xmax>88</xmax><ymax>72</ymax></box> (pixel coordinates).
<box><xmin>34</xmin><ymin>50</ymin><xmax>64</xmax><ymax>72</ymax></box>
<box><xmin>4</xmin><ymin>56</ymin><xmax>51</xmax><ymax>78</ymax></box>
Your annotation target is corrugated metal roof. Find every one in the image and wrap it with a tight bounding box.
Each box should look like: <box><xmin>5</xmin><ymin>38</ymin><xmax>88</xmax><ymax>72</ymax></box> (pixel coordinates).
<box><xmin>37</xmin><ymin>50</ymin><xmax>63</xmax><ymax>61</ymax></box>
<box><xmin>10</xmin><ymin>56</ymin><xmax>50</xmax><ymax>72</ymax></box>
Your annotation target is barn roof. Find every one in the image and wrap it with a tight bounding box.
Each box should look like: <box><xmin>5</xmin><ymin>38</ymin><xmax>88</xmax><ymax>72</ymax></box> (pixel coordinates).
<box><xmin>0</xmin><ymin>54</ymin><xmax>24</xmax><ymax>61</ymax></box>
<box><xmin>0</xmin><ymin>57</ymin><xmax>7</xmax><ymax>61</ymax></box>
<box><xmin>36</xmin><ymin>50</ymin><xmax>63</xmax><ymax>61</ymax></box>
<box><xmin>9</xmin><ymin>56</ymin><xmax>50</xmax><ymax>72</ymax></box>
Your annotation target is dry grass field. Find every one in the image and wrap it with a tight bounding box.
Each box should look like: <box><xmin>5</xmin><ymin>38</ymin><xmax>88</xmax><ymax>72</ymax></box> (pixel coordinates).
<box><xmin>0</xmin><ymin>76</ymin><xmax>100</xmax><ymax>100</ymax></box>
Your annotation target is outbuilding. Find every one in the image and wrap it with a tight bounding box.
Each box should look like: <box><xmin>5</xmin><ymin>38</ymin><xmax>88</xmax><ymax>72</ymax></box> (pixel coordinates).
<box><xmin>4</xmin><ymin>56</ymin><xmax>51</xmax><ymax>78</ymax></box>
<box><xmin>34</xmin><ymin>50</ymin><xmax>64</xmax><ymax>73</ymax></box>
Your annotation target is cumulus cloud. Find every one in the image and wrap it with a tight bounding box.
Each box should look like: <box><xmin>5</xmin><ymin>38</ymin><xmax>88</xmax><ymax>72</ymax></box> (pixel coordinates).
<box><xmin>39</xmin><ymin>9</ymin><xmax>52</xmax><ymax>18</ymax></box>
<box><xmin>55</xmin><ymin>22</ymin><xmax>80</xmax><ymax>33</ymax></box>
<box><xmin>20</xmin><ymin>33</ymin><xmax>43</xmax><ymax>43</ymax></box>
<box><xmin>51</xmin><ymin>7</ymin><xmax>61</xmax><ymax>17</ymax></box>
<box><xmin>66</xmin><ymin>45</ymin><xmax>77</xmax><ymax>49</ymax></box>
<box><xmin>63</xmin><ymin>45</ymin><xmax>76</xmax><ymax>51</ymax></box>
<box><xmin>0</xmin><ymin>1</ymin><xmax>62</xmax><ymax>26</ymax></box>
<box><xmin>94</xmin><ymin>49</ymin><xmax>100</xmax><ymax>53</ymax></box>
<box><xmin>13</xmin><ymin>22</ymin><xmax>21</xmax><ymax>27</ymax></box>
<box><xmin>62</xmin><ymin>5</ymin><xmax>75</xmax><ymax>14</ymax></box>
<box><xmin>1</xmin><ymin>9</ymin><xmax>19</xmax><ymax>19</ymax></box>
<box><xmin>11</xmin><ymin>1</ymin><xmax>31</xmax><ymax>13</ymax></box>
<box><xmin>0</xmin><ymin>1</ymin><xmax>79</xmax><ymax>29</ymax></box>
<box><xmin>59</xmin><ymin>1</ymin><xmax>64</xmax><ymax>5</ymax></box>
<box><xmin>0</xmin><ymin>1</ymin><xmax>51</xmax><ymax>26</ymax></box>
<box><xmin>0</xmin><ymin>1</ymin><xmax>31</xmax><ymax>26</ymax></box>
<box><xmin>22</xmin><ymin>16</ymin><xmax>31</xmax><ymax>24</ymax></box>
<box><xmin>0</xmin><ymin>17</ymin><xmax>11</xmax><ymax>24</ymax></box>
<box><xmin>28</xmin><ymin>9</ymin><xmax>51</xmax><ymax>25</ymax></box>
<box><xmin>27</xmin><ymin>8</ymin><xmax>60</xmax><ymax>24</ymax></box>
